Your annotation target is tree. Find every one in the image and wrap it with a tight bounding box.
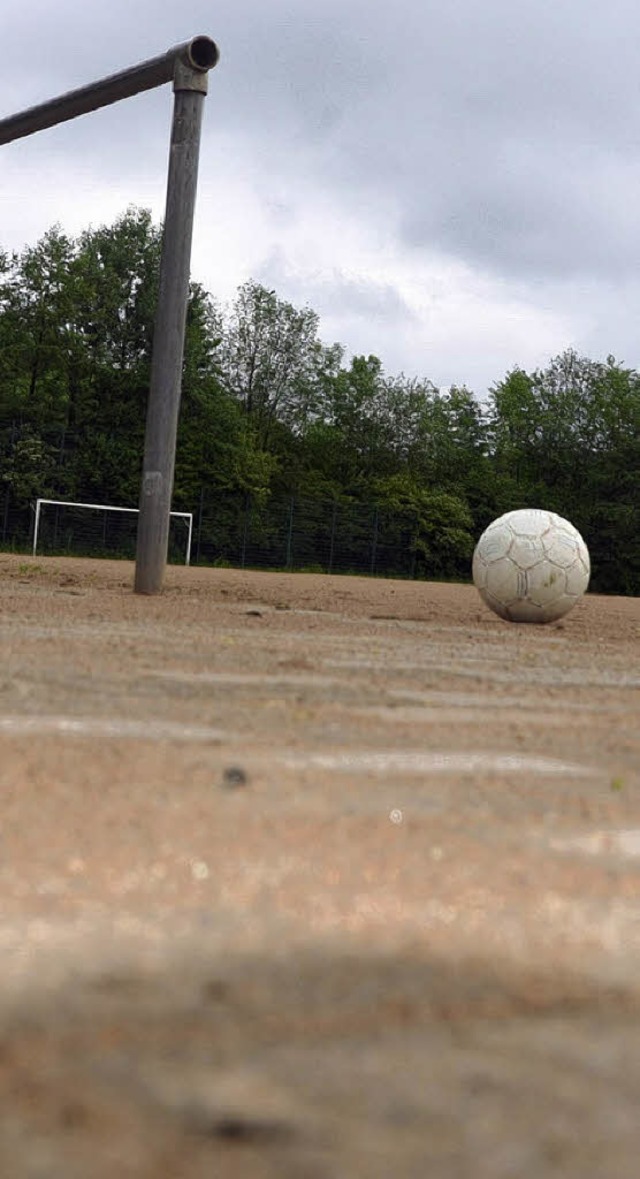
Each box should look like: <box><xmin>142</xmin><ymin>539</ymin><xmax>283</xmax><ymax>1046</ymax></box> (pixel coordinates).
<box><xmin>373</xmin><ymin>472</ymin><xmax>475</xmax><ymax>579</ymax></box>
<box><xmin>1</xmin><ymin>427</ymin><xmax>54</xmax><ymax>503</ymax></box>
<box><xmin>173</xmin><ymin>282</ymin><xmax>278</xmax><ymax>510</ymax></box>
<box><xmin>218</xmin><ymin>280</ymin><xmax>341</xmax><ymax>448</ymax></box>
<box><xmin>0</xmin><ymin>227</ymin><xmax>77</xmax><ymax>433</ymax></box>
<box><xmin>489</xmin><ymin>351</ymin><xmax>640</xmax><ymax>592</ymax></box>
<box><xmin>299</xmin><ymin>358</ymin><xmax>431</xmax><ymax>494</ymax></box>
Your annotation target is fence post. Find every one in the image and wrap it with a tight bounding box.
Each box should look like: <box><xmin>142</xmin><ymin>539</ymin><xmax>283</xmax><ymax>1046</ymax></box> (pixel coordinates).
<box><xmin>286</xmin><ymin>497</ymin><xmax>295</xmax><ymax>569</ymax></box>
<box><xmin>240</xmin><ymin>493</ymin><xmax>250</xmax><ymax>568</ymax></box>
<box><xmin>370</xmin><ymin>505</ymin><xmax>379</xmax><ymax>576</ymax></box>
<box><xmin>2</xmin><ymin>422</ymin><xmax>15</xmax><ymax>544</ymax></box>
<box><xmin>195</xmin><ymin>484</ymin><xmax>205</xmax><ymax>564</ymax></box>
<box><xmin>2</xmin><ymin>486</ymin><xmax>9</xmax><ymax>544</ymax></box>
<box><xmin>328</xmin><ymin>500</ymin><xmax>337</xmax><ymax>573</ymax></box>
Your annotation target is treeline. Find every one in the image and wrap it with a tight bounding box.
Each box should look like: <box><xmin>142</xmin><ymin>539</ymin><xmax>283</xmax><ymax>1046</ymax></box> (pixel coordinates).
<box><xmin>1</xmin><ymin>207</ymin><xmax>639</xmax><ymax>592</ymax></box>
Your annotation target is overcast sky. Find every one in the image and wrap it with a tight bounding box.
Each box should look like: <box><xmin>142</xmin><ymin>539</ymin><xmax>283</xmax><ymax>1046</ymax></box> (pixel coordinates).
<box><xmin>1</xmin><ymin>0</ymin><xmax>639</xmax><ymax>394</ymax></box>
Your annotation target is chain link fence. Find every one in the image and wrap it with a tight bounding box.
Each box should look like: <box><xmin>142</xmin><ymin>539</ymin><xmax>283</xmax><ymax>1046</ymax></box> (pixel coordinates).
<box><xmin>192</xmin><ymin>492</ymin><xmax>423</xmax><ymax>578</ymax></box>
<box><xmin>4</xmin><ymin>484</ymin><xmax>640</xmax><ymax>592</ymax></box>
<box><xmin>0</xmin><ymin>488</ymin><xmax>443</xmax><ymax>579</ymax></box>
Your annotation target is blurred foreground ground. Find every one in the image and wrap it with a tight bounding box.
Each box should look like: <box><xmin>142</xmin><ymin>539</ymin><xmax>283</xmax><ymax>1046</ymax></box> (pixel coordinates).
<box><xmin>1</xmin><ymin>554</ymin><xmax>639</xmax><ymax>1177</ymax></box>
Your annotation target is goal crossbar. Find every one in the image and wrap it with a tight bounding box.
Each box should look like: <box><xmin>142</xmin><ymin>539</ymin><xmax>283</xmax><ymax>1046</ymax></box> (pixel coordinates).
<box><xmin>32</xmin><ymin>499</ymin><xmax>193</xmax><ymax>565</ymax></box>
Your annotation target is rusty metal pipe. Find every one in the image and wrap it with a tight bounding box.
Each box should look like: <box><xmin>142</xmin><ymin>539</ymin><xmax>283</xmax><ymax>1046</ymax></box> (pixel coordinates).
<box><xmin>0</xmin><ymin>36</ymin><xmax>219</xmax><ymax>145</ymax></box>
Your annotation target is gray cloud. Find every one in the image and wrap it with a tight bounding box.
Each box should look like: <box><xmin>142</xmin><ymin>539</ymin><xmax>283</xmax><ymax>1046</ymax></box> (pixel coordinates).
<box><xmin>6</xmin><ymin>0</ymin><xmax>638</xmax><ymax>281</ymax></box>
<box><xmin>257</xmin><ymin>248</ymin><xmax>416</xmax><ymax>328</ymax></box>
<box><xmin>3</xmin><ymin>0</ymin><xmax>640</xmax><ymax>390</ymax></box>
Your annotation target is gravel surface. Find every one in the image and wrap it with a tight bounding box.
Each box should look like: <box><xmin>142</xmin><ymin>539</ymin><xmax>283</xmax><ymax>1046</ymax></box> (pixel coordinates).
<box><xmin>1</xmin><ymin>553</ymin><xmax>639</xmax><ymax>1177</ymax></box>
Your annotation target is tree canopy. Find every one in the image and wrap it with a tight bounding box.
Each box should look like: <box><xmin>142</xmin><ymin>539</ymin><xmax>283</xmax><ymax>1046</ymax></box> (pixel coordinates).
<box><xmin>1</xmin><ymin>209</ymin><xmax>639</xmax><ymax>592</ymax></box>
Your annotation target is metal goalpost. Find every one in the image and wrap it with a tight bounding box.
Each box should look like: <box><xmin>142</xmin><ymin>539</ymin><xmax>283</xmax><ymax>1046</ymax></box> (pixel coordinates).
<box><xmin>0</xmin><ymin>35</ymin><xmax>219</xmax><ymax>594</ymax></box>
<box><xmin>32</xmin><ymin>499</ymin><xmax>193</xmax><ymax>566</ymax></box>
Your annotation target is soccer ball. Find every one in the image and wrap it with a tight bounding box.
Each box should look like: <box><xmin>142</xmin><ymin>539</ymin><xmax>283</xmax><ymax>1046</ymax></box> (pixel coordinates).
<box><xmin>472</xmin><ymin>509</ymin><xmax>590</xmax><ymax>623</ymax></box>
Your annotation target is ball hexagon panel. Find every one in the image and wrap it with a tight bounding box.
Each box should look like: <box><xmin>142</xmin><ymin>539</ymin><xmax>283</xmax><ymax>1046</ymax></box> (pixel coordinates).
<box><xmin>508</xmin><ymin>534</ymin><xmax>547</xmax><ymax>570</ymax></box>
<box><xmin>477</xmin><ymin>555</ymin><xmax>527</xmax><ymax>608</ymax></box>
<box><xmin>476</xmin><ymin>521</ymin><xmax>514</xmax><ymax>563</ymax></box>
<box><xmin>565</xmin><ymin>555</ymin><xmax>591</xmax><ymax>597</ymax></box>
<box><xmin>526</xmin><ymin>562</ymin><xmax>569</xmax><ymax>610</ymax></box>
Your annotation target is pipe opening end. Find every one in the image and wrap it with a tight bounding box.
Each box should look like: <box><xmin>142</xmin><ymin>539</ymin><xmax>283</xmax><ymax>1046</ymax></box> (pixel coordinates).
<box><xmin>187</xmin><ymin>37</ymin><xmax>220</xmax><ymax>71</ymax></box>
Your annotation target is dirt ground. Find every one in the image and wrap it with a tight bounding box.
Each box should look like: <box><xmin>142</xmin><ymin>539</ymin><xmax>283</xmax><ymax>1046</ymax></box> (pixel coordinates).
<box><xmin>1</xmin><ymin>552</ymin><xmax>640</xmax><ymax>1178</ymax></box>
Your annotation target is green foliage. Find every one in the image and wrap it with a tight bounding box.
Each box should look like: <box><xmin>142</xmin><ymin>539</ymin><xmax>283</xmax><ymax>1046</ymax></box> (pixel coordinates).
<box><xmin>374</xmin><ymin>473</ymin><xmax>475</xmax><ymax>579</ymax></box>
<box><xmin>2</xmin><ymin>209</ymin><xmax>640</xmax><ymax>594</ymax></box>
<box><xmin>1</xmin><ymin>427</ymin><xmax>54</xmax><ymax>500</ymax></box>
<box><xmin>489</xmin><ymin>350</ymin><xmax>640</xmax><ymax>591</ymax></box>
<box><xmin>217</xmin><ymin>280</ymin><xmax>342</xmax><ymax>448</ymax></box>
<box><xmin>0</xmin><ymin>226</ymin><xmax>76</xmax><ymax>429</ymax></box>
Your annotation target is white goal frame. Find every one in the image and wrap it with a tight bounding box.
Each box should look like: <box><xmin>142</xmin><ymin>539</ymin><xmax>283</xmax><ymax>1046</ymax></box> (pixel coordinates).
<box><xmin>32</xmin><ymin>499</ymin><xmax>193</xmax><ymax>565</ymax></box>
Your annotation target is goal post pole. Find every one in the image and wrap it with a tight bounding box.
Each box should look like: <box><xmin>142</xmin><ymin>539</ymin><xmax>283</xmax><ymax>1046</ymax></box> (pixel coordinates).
<box><xmin>0</xmin><ymin>36</ymin><xmax>219</xmax><ymax>593</ymax></box>
<box><xmin>134</xmin><ymin>58</ymin><xmax>212</xmax><ymax>594</ymax></box>
<box><xmin>185</xmin><ymin>512</ymin><xmax>194</xmax><ymax>567</ymax></box>
<box><xmin>32</xmin><ymin>499</ymin><xmax>42</xmax><ymax>557</ymax></box>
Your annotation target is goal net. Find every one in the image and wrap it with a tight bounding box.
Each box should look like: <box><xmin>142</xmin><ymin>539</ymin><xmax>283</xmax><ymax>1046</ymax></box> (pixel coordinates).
<box><xmin>32</xmin><ymin>499</ymin><xmax>193</xmax><ymax>565</ymax></box>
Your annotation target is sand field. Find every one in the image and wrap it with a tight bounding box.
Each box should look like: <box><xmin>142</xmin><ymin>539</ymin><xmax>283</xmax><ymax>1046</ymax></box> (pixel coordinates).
<box><xmin>1</xmin><ymin>554</ymin><xmax>639</xmax><ymax>1176</ymax></box>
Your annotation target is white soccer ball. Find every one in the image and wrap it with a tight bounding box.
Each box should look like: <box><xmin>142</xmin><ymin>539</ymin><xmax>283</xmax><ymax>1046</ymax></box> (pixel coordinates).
<box><xmin>472</xmin><ymin>508</ymin><xmax>590</xmax><ymax>623</ymax></box>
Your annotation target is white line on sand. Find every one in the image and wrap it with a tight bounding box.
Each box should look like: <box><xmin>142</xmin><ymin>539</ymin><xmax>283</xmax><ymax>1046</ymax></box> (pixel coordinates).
<box><xmin>279</xmin><ymin>751</ymin><xmax>594</xmax><ymax>777</ymax></box>
<box><xmin>0</xmin><ymin>716</ymin><xmax>229</xmax><ymax>742</ymax></box>
<box><xmin>146</xmin><ymin>671</ymin><xmax>340</xmax><ymax>687</ymax></box>
<box><xmin>0</xmin><ymin>716</ymin><xmax>595</xmax><ymax>778</ymax></box>
<box><xmin>551</xmin><ymin>829</ymin><xmax>640</xmax><ymax>858</ymax></box>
